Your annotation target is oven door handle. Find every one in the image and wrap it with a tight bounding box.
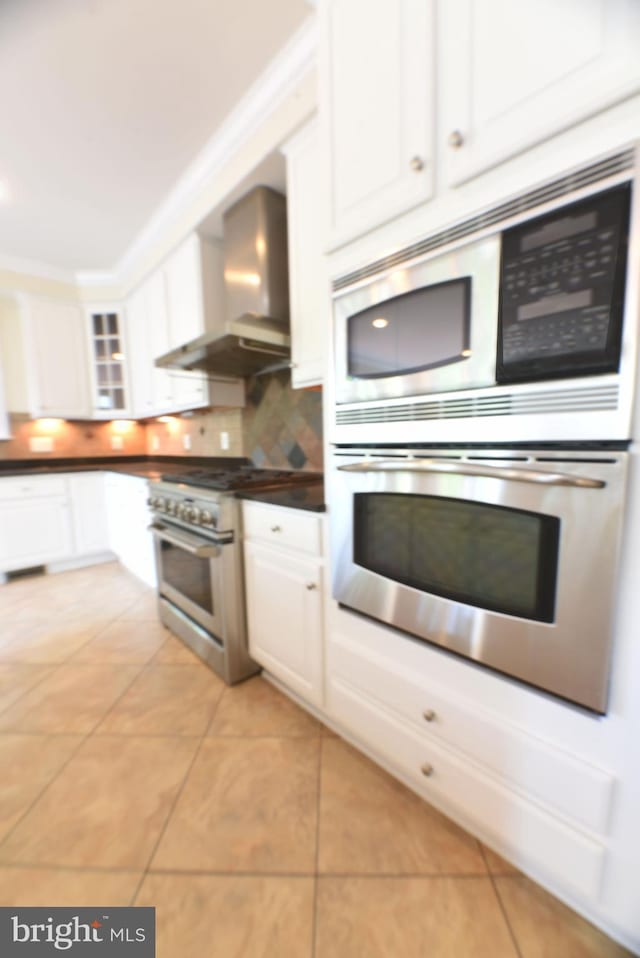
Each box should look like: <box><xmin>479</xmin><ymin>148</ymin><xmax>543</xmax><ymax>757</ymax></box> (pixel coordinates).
<box><xmin>148</xmin><ymin>522</ymin><xmax>226</xmax><ymax>557</ymax></box>
<box><xmin>337</xmin><ymin>459</ymin><xmax>605</xmax><ymax>488</ymax></box>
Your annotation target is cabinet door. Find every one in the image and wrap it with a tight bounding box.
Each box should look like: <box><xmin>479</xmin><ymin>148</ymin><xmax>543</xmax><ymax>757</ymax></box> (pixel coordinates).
<box><xmin>0</xmin><ymin>498</ymin><xmax>73</xmax><ymax>571</ymax></box>
<box><xmin>244</xmin><ymin>541</ymin><xmax>324</xmax><ymax>706</ymax></box>
<box><xmin>86</xmin><ymin>307</ymin><xmax>129</xmax><ymax>418</ymax></box>
<box><xmin>439</xmin><ymin>0</ymin><xmax>640</xmax><ymax>186</ymax></box>
<box><xmin>68</xmin><ymin>472</ymin><xmax>110</xmax><ymax>556</ymax></box>
<box><xmin>22</xmin><ymin>297</ymin><xmax>90</xmax><ymax>418</ymax></box>
<box><xmin>164</xmin><ymin>234</ymin><xmax>204</xmax><ymax>347</ymax></box>
<box><xmin>104</xmin><ymin>473</ymin><xmax>156</xmax><ymax>587</ymax></box>
<box><xmin>283</xmin><ymin>118</ymin><xmax>328</xmax><ymax>388</ymax></box>
<box><xmin>322</xmin><ymin>0</ymin><xmax>434</xmax><ymax>245</ymax></box>
<box><xmin>125</xmin><ymin>285</ymin><xmax>156</xmax><ymax>419</ymax></box>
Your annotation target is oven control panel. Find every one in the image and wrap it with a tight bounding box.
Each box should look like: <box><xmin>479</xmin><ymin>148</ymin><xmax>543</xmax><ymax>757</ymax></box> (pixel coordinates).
<box><xmin>148</xmin><ymin>488</ymin><xmax>226</xmax><ymax>535</ymax></box>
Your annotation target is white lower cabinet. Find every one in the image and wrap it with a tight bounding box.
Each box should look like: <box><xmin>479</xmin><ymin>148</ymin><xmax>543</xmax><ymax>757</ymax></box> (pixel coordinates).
<box><xmin>326</xmin><ymin>617</ymin><xmax>615</xmax><ymax>904</ymax></box>
<box><xmin>0</xmin><ymin>475</ymin><xmax>73</xmax><ymax>573</ymax></box>
<box><xmin>68</xmin><ymin>472</ymin><xmax>110</xmax><ymax>558</ymax></box>
<box><xmin>242</xmin><ymin>501</ymin><xmax>325</xmax><ymax>707</ymax></box>
<box><xmin>104</xmin><ymin>473</ymin><xmax>156</xmax><ymax>588</ymax></box>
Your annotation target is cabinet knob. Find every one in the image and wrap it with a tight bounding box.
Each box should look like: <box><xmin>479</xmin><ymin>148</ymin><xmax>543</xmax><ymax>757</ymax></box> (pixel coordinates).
<box><xmin>409</xmin><ymin>155</ymin><xmax>425</xmax><ymax>172</ymax></box>
<box><xmin>448</xmin><ymin>130</ymin><xmax>464</xmax><ymax>149</ymax></box>
<box><xmin>271</xmin><ymin>525</ymin><xmax>282</xmax><ymax>533</ymax></box>
<box><xmin>306</xmin><ymin>582</ymin><xmax>317</xmax><ymax>591</ymax></box>
<box><xmin>420</xmin><ymin>762</ymin><xmax>434</xmax><ymax>778</ymax></box>
<box><xmin>422</xmin><ymin>709</ymin><xmax>436</xmax><ymax>723</ymax></box>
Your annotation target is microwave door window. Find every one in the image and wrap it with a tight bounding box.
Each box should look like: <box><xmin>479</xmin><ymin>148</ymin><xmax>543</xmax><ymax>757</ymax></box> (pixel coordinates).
<box><xmin>353</xmin><ymin>493</ymin><xmax>559</xmax><ymax>623</ymax></box>
<box><xmin>347</xmin><ymin>277</ymin><xmax>471</xmax><ymax>378</ymax></box>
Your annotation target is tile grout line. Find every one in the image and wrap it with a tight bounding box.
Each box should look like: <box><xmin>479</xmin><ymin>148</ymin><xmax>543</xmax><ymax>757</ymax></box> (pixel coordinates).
<box><xmin>478</xmin><ymin>844</ymin><xmax>524</xmax><ymax>958</ymax></box>
<box><xmin>0</xmin><ymin>603</ymin><xmax>171</xmax><ymax>859</ymax></box>
<box><xmin>311</xmin><ymin>734</ymin><xmax>324</xmax><ymax>958</ymax></box>
<box><xmin>127</xmin><ymin>674</ymin><xmax>227</xmax><ymax>907</ymax></box>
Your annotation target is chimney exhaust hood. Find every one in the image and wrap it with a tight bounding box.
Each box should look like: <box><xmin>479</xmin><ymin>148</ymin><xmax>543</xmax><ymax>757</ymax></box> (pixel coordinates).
<box><xmin>155</xmin><ymin>186</ymin><xmax>291</xmax><ymax>378</ymax></box>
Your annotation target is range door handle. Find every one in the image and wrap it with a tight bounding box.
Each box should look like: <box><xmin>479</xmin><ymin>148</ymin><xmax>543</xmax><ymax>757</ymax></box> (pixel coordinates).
<box><xmin>337</xmin><ymin>459</ymin><xmax>605</xmax><ymax>488</ymax></box>
<box><xmin>148</xmin><ymin>522</ymin><xmax>228</xmax><ymax>557</ymax></box>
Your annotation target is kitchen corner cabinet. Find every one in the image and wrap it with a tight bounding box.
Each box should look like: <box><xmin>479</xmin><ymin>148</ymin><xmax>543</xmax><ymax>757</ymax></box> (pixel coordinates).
<box><xmin>439</xmin><ymin>0</ymin><xmax>640</xmax><ymax>187</ymax></box>
<box><xmin>282</xmin><ymin>117</ymin><xmax>328</xmax><ymax>388</ymax></box>
<box><xmin>85</xmin><ymin>306</ymin><xmax>129</xmax><ymax>418</ymax></box>
<box><xmin>7</xmin><ymin>295</ymin><xmax>91</xmax><ymax>419</ymax></box>
<box><xmin>242</xmin><ymin>501</ymin><xmax>325</xmax><ymax>707</ymax></box>
<box><xmin>125</xmin><ymin>234</ymin><xmax>244</xmax><ymax>417</ymax></box>
<box><xmin>320</xmin><ymin>0</ymin><xmax>435</xmax><ymax>247</ymax></box>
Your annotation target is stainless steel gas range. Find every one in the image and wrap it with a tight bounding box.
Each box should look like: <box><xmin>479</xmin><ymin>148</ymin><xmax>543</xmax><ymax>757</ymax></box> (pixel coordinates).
<box><xmin>147</xmin><ymin>466</ymin><xmax>317</xmax><ymax>684</ymax></box>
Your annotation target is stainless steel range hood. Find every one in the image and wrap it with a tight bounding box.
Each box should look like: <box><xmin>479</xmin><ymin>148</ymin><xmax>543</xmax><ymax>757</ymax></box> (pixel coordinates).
<box><xmin>155</xmin><ymin>186</ymin><xmax>290</xmax><ymax>378</ymax></box>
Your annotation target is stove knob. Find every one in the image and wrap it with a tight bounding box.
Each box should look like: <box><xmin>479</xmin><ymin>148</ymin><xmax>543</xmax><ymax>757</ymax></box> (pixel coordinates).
<box><xmin>156</xmin><ymin>497</ymin><xmax>166</xmax><ymax>512</ymax></box>
<box><xmin>200</xmin><ymin>510</ymin><xmax>214</xmax><ymax>527</ymax></box>
<box><xmin>166</xmin><ymin>501</ymin><xmax>176</xmax><ymax>515</ymax></box>
<box><xmin>176</xmin><ymin>503</ymin><xmax>186</xmax><ymax>518</ymax></box>
<box><xmin>187</xmin><ymin>507</ymin><xmax>199</xmax><ymax>523</ymax></box>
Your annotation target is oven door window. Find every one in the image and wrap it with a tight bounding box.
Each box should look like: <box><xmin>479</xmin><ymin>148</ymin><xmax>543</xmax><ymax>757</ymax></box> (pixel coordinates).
<box><xmin>160</xmin><ymin>539</ymin><xmax>214</xmax><ymax>615</ymax></box>
<box><xmin>347</xmin><ymin>277</ymin><xmax>471</xmax><ymax>378</ymax></box>
<box><xmin>353</xmin><ymin>493</ymin><xmax>559</xmax><ymax>622</ymax></box>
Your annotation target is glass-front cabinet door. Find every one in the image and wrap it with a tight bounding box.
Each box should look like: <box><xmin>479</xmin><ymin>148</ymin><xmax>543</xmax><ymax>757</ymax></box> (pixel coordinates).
<box><xmin>86</xmin><ymin>306</ymin><xmax>129</xmax><ymax>417</ymax></box>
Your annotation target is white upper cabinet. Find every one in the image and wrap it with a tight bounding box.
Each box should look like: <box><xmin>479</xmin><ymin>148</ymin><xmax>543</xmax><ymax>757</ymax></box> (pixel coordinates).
<box><xmin>0</xmin><ymin>354</ymin><xmax>9</xmax><ymax>440</ymax></box>
<box><xmin>283</xmin><ymin>117</ymin><xmax>328</xmax><ymax>388</ymax></box>
<box><xmin>125</xmin><ymin>235</ymin><xmax>244</xmax><ymax>417</ymax></box>
<box><xmin>439</xmin><ymin>0</ymin><xmax>640</xmax><ymax>187</ymax></box>
<box><xmin>6</xmin><ymin>295</ymin><xmax>91</xmax><ymax>419</ymax></box>
<box><xmin>85</xmin><ymin>305</ymin><xmax>130</xmax><ymax>418</ymax></box>
<box><xmin>321</xmin><ymin>0</ymin><xmax>435</xmax><ymax>246</ymax></box>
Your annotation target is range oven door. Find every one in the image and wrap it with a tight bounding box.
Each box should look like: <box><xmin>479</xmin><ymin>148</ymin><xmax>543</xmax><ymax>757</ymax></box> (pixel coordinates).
<box><xmin>149</xmin><ymin>520</ymin><xmax>229</xmax><ymax>639</ymax></box>
<box><xmin>331</xmin><ymin>449</ymin><xmax>628</xmax><ymax>713</ymax></box>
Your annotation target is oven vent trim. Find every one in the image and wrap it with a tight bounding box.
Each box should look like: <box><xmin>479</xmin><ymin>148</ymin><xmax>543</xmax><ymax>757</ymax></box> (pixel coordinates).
<box><xmin>335</xmin><ymin>384</ymin><xmax>620</xmax><ymax>425</ymax></box>
<box><xmin>332</xmin><ymin>148</ymin><xmax>635</xmax><ymax>292</ymax></box>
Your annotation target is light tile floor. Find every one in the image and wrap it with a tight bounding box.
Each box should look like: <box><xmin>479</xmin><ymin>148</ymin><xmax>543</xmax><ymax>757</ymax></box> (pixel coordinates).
<box><xmin>0</xmin><ymin>562</ymin><xmax>633</xmax><ymax>957</ymax></box>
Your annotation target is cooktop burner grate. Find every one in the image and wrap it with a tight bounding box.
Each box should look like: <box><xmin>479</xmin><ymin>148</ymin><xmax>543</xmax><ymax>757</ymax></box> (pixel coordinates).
<box><xmin>160</xmin><ymin>467</ymin><xmax>316</xmax><ymax>492</ymax></box>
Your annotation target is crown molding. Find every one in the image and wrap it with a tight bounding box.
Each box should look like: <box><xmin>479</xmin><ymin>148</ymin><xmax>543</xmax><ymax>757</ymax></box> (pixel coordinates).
<box><xmin>78</xmin><ymin>15</ymin><xmax>318</xmax><ymax>292</ymax></box>
<box><xmin>0</xmin><ymin>253</ymin><xmax>77</xmax><ymax>286</ymax></box>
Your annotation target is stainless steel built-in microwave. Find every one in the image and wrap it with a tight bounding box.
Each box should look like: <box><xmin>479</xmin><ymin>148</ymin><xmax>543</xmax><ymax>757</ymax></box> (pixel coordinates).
<box><xmin>332</xmin><ymin>158</ymin><xmax>636</xmax><ymax>444</ymax></box>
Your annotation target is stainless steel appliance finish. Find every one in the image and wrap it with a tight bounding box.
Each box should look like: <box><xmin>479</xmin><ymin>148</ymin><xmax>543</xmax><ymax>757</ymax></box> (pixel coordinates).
<box><xmin>332</xmin><ymin>148</ymin><xmax>640</xmax><ymax>446</ymax></box>
<box><xmin>148</xmin><ymin>478</ymin><xmax>259</xmax><ymax>684</ymax></box>
<box><xmin>155</xmin><ymin>186</ymin><xmax>291</xmax><ymax>378</ymax></box>
<box><xmin>333</xmin><ymin>234</ymin><xmax>501</xmax><ymax>405</ymax></box>
<box><xmin>330</xmin><ymin>446</ymin><xmax>628</xmax><ymax>712</ymax></box>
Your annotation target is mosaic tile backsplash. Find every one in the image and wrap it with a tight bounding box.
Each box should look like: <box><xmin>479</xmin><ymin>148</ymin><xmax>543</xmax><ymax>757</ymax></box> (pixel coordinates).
<box><xmin>243</xmin><ymin>372</ymin><xmax>323</xmax><ymax>471</ymax></box>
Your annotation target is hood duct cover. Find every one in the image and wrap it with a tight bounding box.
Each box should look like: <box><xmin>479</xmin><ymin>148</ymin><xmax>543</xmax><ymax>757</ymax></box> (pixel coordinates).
<box><xmin>155</xmin><ymin>185</ymin><xmax>291</xmax><ymax>378</ymax></box>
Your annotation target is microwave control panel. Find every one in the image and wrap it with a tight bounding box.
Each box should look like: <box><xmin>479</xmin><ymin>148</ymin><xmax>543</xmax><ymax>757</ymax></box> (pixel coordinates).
<box><xmin>497</xmin><ymin>183</ymin><xmax>631</xmax><ymax>384</ymax></box>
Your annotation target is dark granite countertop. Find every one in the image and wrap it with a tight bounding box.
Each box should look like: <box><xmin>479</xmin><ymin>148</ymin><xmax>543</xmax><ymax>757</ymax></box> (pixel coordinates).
<box><xmin>0</xmin><ymin>455</ymin><xmax>249</xmax><ymax>480</ymax></box>
<box><xmin>0</xmin><ymin>456</ymin><xmax>326</xmax><ymax>511</ymax></box>
<box><xmin>236</xmin><ymin>481</ymin><xmax>325</xmax><ymax>513</ymax></box>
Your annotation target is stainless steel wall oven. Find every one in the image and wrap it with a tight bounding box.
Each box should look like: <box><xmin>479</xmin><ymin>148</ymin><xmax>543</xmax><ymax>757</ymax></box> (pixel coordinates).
<box><xmin>331</xmin><ymin>446</ymin><xmax>628</xmax><ymax>713</ymax></box>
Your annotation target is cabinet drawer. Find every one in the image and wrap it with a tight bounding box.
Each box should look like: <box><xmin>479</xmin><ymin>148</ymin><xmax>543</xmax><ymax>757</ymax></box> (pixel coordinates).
<box><xmin>242</xmin><ymin>501</ymin><xmax>322</xmax><ymax>555</ymax></box>
<box><xmin>0</xmin><ymin>474</ymin><xmax>68</xmax><ymax>499</ymax></box>
<box><xmin>328</xmin><ymin>630</ymin><xmax>614</xmax><ymax>835</ymax></box>
<box><xmin>327</xmin><ymin>673</ymin><xmax>606</xmax><ymax>902</ymax></box>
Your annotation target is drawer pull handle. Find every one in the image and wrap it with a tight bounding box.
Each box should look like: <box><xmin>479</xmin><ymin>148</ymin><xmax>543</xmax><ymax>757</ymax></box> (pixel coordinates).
<box><xmin>448</xmin><ymin>129</ymin><xmax>464</xmax><ymax>149</ymax></box>
<box><xmin>306</xmin><ymin>582</ymin><xmax>317</xmax><ymax>591</ymax></box>
<box><xmin>422</xmin><ymin>709</ymin><xmax>436</xmax><ymax>723</ymax></box>
<box><xmin>421</xmin><ymin>762</ymin><xmax>434</xmax><ymax>778</ymax></box>
<box><xmin>271</xmin><ymin>525</ymin><xmax>282</xmax><ymax>532</ymax></box>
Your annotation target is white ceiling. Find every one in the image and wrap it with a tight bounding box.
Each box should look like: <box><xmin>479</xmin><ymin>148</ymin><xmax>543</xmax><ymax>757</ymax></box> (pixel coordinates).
<box><xmin>0</xmin><ymin>0</ymin><xmax>311</xmax><ymax>273</ymax></box>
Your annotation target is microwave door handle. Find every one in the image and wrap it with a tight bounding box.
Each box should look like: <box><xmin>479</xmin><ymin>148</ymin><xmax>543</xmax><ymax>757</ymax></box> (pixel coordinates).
<box><xmin>148</xmin><ymin>522</ymin><xmax>225</xmax><ymax>557</ymax></box>
<box><xmin>337</xmin><ymin>459</ymin><xmax>605</xmax><ymax>488</ymax></box>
